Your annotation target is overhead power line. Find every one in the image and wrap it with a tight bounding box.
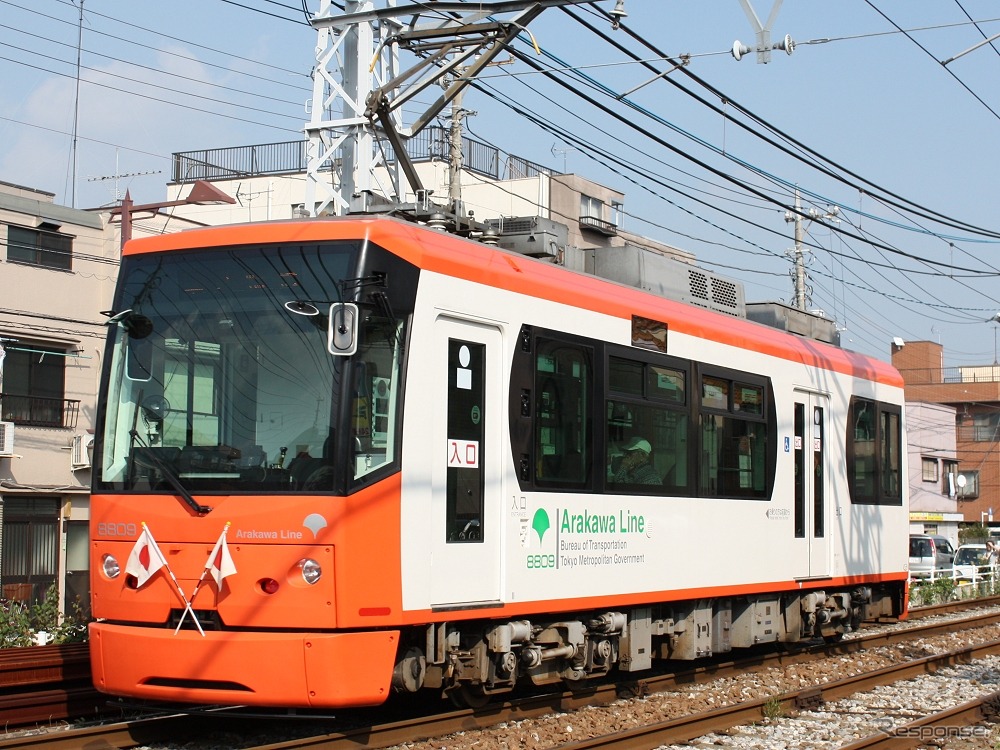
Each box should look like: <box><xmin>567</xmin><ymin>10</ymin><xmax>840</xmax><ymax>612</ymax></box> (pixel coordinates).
<box><xmin>569</xmin><ymin>4</ymin><xmax>1000</xmax><ymax>243</ymax></box>
<box><xmin>503</xmin><ymin>43</ymin><xmax>999</xmax><ymax>277</ymax></box>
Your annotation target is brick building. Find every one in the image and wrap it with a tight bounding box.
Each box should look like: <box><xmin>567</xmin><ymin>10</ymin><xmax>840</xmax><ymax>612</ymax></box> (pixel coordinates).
<box><xmin>892</xmin><ymin>340</ymin><xmax>1000</xmax><ymax>527</ymax></box>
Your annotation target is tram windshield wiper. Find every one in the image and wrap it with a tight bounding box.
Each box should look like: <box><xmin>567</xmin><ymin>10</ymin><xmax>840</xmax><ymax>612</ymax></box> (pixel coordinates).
<box><xmin>128</xmin><ymin>431</ymin><xmax>213</xmax><ymax>515</ymax></box>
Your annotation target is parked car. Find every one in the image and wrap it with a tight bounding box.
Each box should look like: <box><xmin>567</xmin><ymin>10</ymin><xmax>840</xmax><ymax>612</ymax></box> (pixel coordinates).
<box><xmin>952</xmin><ymin>543</ymin><xmax>996</xmax><ymax>584</ymax></box>
<box><xmin>909</xmin><ymin>534</ymin><xmax>953</xmax><ymax>577</ymax></box>
<box><xmin>929</xmin><ymin>535</ymin><xmax>955</xmax><ymax>566</ymax></box>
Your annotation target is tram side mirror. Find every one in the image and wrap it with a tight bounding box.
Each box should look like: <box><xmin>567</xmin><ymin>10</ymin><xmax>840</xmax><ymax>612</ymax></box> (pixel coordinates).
<box><xmin>327</xmin><ymin>303</ymin><xmax>359</xmax><ymax>356</ymax></box>
<box><xmin>126</xmin><ymin>339</ymin><xmax>153</xmax><ymax>381</ymax></box>
<box><xmin>122</xmin><ymin>314</ymin><xmax>154</xmax><ymax>382</ymax></box>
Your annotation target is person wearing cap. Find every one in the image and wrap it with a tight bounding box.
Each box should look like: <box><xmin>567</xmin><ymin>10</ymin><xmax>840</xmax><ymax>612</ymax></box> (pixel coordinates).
<box><xmin>613</xmin><ymin>437</ymin><xmax>660</xmax><ymax>485</ymax></box>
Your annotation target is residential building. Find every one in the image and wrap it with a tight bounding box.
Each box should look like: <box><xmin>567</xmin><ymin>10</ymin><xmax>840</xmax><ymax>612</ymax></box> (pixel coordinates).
<box><xmin>905</xmin><ymin>401</ymin><xmax>961</xmax><ymax>545</ymax></box>
<box><xmin>892</xmin><ymin>339</ymin><xmax>1000</xmax><ymax>527</ymax></box>
<box><xmin>0</xmin><ymin>180</ymin><xmax>113</xmax><ymax>612</ymax></box>
<box><xmin>161</xmin><ymin>130</ymin><xmax>695</xmax><ymax>268</ymax></box>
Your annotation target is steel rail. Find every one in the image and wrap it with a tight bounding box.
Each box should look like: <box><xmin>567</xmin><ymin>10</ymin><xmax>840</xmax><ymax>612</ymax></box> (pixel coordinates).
<box><xmin>908</xmin><ymin>593</ymin><xmax>1000</xmax><ymax>619</ymax></box>
<box><xmin>543</xmin><ymin>639</ymin><xmax>1000</xmax><ymax>750</ymax></box>
<box><xmin>839</xmin><ymin>690</ymin><xmax>1000</xmax><ymax>749</ymax></box>
<box><xmin>241</xmin><ymin>617</ymin><xmax>1000</xmax><ymax>750</ymax></box>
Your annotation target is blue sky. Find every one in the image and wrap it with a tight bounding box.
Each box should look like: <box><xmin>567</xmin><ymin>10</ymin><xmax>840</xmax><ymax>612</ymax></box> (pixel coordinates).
<box><xmin>3</xmin><ymin>1</ymin><xmax>1000</xmax><ymax>367</ymax></box>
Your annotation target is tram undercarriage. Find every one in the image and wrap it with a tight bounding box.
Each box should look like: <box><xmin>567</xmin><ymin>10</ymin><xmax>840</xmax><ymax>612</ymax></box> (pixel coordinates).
<box><xmin>392</xmin><ymin>585</ymin><xmax>902</xmax><ymax>705</ymax></box>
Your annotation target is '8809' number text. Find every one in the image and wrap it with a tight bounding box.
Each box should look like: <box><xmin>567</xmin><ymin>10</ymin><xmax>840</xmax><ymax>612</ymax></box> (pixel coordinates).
<box><xmin>97</xmin><ymin>522</ymin><xmax>138</xmax><ymax>537</ymax></box>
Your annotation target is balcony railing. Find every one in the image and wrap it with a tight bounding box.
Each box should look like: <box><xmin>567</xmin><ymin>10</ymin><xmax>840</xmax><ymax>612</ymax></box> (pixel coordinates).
<box><xmin>579</xmin><ymin>215</ymin><xmax>618</xmax><ymax>236</ymax></box>
<box><xmin>0</xmin><ymin>394</ymin><xmax>80</xmax><ymax>429</ymax></box>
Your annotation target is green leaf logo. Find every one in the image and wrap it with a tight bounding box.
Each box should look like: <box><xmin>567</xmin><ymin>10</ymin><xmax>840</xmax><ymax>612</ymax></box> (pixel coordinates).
<box><xmin>531</xmin><ymin>508</ymin><xmax>551</xmax><ymax>544</ymax></box>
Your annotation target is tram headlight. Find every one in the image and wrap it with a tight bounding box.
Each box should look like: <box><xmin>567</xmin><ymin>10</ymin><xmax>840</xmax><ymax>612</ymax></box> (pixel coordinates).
<box><xmin>298</xmin><ymin>558</ymin><xmax>322</xmax><ymax>585</ymax></box>
<box><xmin>102</xmin><ymin>554</ymin><xmax>121</xmax><ymax>579</ymax></box>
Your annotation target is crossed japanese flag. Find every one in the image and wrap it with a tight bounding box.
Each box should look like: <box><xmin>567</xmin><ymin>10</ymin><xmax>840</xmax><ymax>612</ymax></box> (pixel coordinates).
<box><xmin>124</xmin><ymin>521</ymin><xmax>237</xmax><ymax>636</ymax></box>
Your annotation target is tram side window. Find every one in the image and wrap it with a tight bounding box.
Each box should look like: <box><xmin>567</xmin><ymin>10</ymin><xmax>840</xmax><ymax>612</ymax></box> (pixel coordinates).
<box><xmin>351</xmin><ymin>316</ymin><xmax>406</xmax><ymax>484</ymax></box>
<box><xmin>698</xmin><ymin>376</ymin><xmax>768</xmax><ymax>498</ymax></box>
<box><xmin>881</xmin><ymin>410</ymin><xmax>900</xmax><ymax>498</ymax></box>
<box><xmin>847</xmin><ymin>397</ymin><xmax>902</xmax><ymax>505</ymax></box>
<box><xmin>534</xmin><ymin>340</ymin><xmax>591</xmax><ymax>487</ymax></box>
<box><xmin>606</xmin><ymin>356</ymin><xmax>689</xmax><ymax>494</ymax></box>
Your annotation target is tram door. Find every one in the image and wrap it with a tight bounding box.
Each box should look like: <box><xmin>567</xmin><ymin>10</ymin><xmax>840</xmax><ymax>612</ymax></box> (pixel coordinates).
<box><xmin>429</xmin><ymin>317</ymin><xmax>503</xmax><ymax>606</ymax></box>
<box><xmin>793</xmin><ymin>391</ymin><xmax>830</xmax><ymax>578</ymax></box>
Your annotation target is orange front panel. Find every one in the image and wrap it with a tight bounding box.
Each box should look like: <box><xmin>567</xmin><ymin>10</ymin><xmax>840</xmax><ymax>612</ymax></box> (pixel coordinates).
<box><xmin>330</xmin><ymin>475</ymin><xmax>404</xmax><ymax>628</ymax></box>
<box><xmin>92</xmin><ymin>538</ymin><xmax>337</xmax><ymax>629</ymax></box>
<box><xmin>91</xmin><ymin>478</ymin><xmax>404</xmax><ymax>631</ymax></box>
<box><xmin>90</xmin><ymin>623</ymin><xmax>399</xmax><ymax>708</ymax></box>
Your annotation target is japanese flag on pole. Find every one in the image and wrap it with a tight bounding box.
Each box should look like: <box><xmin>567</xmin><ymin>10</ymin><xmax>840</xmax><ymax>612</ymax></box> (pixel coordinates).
<box><xmin>125</xmin><ymin>523</ymin><xmax>167</xmax><ymax>588</ymax></box>
<box><xmin>206</xmin><ymin>523</ymin><xmax>236</xmax><ymax>589</ymax></box>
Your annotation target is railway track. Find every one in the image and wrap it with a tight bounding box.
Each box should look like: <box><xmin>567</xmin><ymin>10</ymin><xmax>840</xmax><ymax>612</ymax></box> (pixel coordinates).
<box><xmin>4</xmin><ymin>600</ymin><xmax>1000</xmax><ymax>750</ymax></box>
<box><xmin>839</xmin><ymin>691</ymin><xmax>1000</xmax><ymax>749</ymax></box>
<box><xmin>543</xmin><ymin>638</ymin><xmax>1000</xmax><ymax>750</ymax></box>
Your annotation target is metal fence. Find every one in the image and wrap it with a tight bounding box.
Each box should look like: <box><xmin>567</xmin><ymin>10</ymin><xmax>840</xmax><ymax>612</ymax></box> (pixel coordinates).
<box><xmin>173</xmin><ymin>140</ymin><xmax>309</xmax><ymax>182</ymax></box>
<box><xmin>898</xmin><ymin>365</ymin><xmax>1000</xmax><ymax>385</ymax></box>
<box><xmin>172</xmin><ymin>127</ymin><xmax>552</xmax><ymax>183</ymax></box>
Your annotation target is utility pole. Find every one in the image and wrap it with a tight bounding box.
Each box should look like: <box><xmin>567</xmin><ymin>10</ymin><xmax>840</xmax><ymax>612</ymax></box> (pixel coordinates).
<box><xmin>784</xmin><ymin>189</ymin><xmax>838</xmax><ymax>311</ymax></box>
<box><xmin>447</xmin><ymin>69</ymin><xmax>477</xmax><ymax>218</ymax></box>
<box><xmin>448</xmin><ymin>86</ymin><xmax>465</xmax><ymax>217</ymax></box>
<box><xmin>70</xmin><ymin>0</ymin><xmax>84</xmax><ymax>208</ymax></box>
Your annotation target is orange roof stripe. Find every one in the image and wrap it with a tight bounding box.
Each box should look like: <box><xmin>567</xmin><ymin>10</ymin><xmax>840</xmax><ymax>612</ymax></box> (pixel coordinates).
<box><xmin>125</xmin><ymin>216</ymin><xmax>902</xmax><ymax>387</ymax></box>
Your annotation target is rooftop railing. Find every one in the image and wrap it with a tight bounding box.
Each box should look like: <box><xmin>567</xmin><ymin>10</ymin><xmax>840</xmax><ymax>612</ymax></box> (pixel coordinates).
<box><xmin>898</xmin><ymin>365</ymin><xmax>1000</xmax><ymax>385</ymax></box>
<box><xmin>172</xmin><ymin>127</ymin><xmax>553</xmax><ymax>184</ymax></box>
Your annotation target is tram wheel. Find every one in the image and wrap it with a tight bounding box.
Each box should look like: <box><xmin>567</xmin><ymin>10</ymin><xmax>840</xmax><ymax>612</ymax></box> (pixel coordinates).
<box><xmin>448</xmin><ymin>684</ymin><xmax>490</xmax><ymax>709</ymax></box>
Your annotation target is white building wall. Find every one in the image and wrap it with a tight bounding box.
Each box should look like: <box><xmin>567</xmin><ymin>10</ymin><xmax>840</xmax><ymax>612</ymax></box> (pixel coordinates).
<box><xmin>906</xmin><ymin>401</ymin><xmax>962</xmax><ymax>544</ymax></box>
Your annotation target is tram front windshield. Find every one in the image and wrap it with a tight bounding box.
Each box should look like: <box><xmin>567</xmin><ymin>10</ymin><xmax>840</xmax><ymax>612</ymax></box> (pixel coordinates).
<box><xmin>97</xmin><ymin>241</ymin><xmax>405</xmax><ymax>494</ymax></box>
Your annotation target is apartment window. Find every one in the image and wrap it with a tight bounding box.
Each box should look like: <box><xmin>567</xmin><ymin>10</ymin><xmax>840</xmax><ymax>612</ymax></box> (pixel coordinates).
<box><xmin>611</xmin><ymin>200</ymin><xmax>623</xmax><ymax>228</ymax></box>
<box><xmin>580</xmin><ymin>194</ymin><xmax>604</xmax><ymax>220</ymax></box>
<box><xmin>0</xmin><ymin>344</ymin><xmax>77</xmax><ymax>428</ymax></box>
<box><xmin>972</xmin><ymin>413</ymin><xmax>1000</xmax><ymax>442</ymax></box>
<box><xmin>942</xmin><ymin>459</ymin><xmax>959</xmax><ymax>496</ymax></box>
<box><xmin>1</xmin><ymin>497</ymin><xmax>59</xmax><ymax>605</ymax></box>
<box><xmin>7</xmin><ymin>223</ymin><xmax>73</xmax><ymax>270</ymax></box>
<box><xmin>957</xmin><ymin>469</ymin><xmax>980</xmax><ymax>499</ymax></box>
<box><xmin>921</xmin><ymin>457</ymin><xmax>939</xmax><ymax>482</ymax></box>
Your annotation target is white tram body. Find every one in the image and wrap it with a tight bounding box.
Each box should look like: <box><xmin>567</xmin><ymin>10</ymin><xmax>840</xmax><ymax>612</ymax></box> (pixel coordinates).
<box><xmin>90</xmin><ymin>216</ymin><xmax>907</xmax><ymax>707</ymax></box>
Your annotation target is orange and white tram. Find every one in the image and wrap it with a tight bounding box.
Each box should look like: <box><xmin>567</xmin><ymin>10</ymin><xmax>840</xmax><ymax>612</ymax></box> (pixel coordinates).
<box><xmin>89</xmin><ymin>215</ymin><xmax>908</xmax><ymax>708</ymax></box>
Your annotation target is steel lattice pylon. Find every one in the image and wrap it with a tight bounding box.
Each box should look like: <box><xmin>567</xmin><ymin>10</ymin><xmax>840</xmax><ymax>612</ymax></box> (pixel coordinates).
<box><xmin>304</xmin><ymin>0</ymin><xmax>596</xmax><ymax>218</ymax></box>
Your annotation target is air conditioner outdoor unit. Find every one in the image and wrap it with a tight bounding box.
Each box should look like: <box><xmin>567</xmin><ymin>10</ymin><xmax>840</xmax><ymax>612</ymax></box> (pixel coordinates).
<box><xmin>0</xmin><ymin>422</ymin><xmax>13</xmax><ymax>457</ymax></box>
<box><xmin>71</xmin><ymin>433</ymin><xmax>94</xmax><ymax>469</ymax></box>
<box><xmin>0</xmin><ymin>422</ymin><xmax>14</xmax><ymax>456</ymax></box>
